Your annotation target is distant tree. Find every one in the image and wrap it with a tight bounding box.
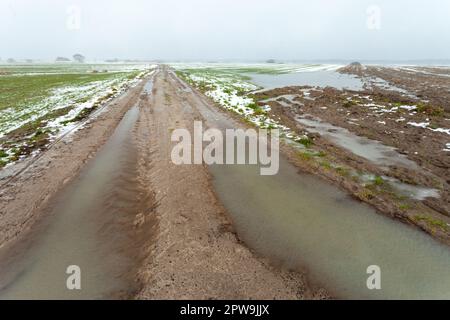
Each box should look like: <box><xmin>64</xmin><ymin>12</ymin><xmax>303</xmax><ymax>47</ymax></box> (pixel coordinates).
<box><xmin>7</xmin><ymin>58</ymin><xmax>16</xmax><ymax>63</ymax></box>
<box><xmin>25</xmin><ymin>59</ymin><xmax>34</xmax><ymax>63</ymax></box>
<box><xmin>56</xmin><ymin>57</ymin><xmax>71</xmax><ymax>62</ymax></box>
<box><xmin>266</xmin><ymin>59</ymin><xmax>276</xmax><ymax>64</ymax></box>
<box><xmin>73</xmin><ymin>54</ymin><xmax>85</xmax><ymax>63</ymax></box>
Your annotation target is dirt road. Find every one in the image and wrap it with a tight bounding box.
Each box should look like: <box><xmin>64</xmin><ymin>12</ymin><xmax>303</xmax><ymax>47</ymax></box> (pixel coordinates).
<box><xmin>2</xmin><ymin>65</ymin><xmax>450</xmax><ymax>299</ymax></box>
<box><xmin>0</xmin><ymin>66</ymin><xmax>326</xmax><ymax>299</ymax></box>
<box><xmin>133</xmin><ymin>67</ymin><xmax>324</xmax><ymax>299</ymax></box>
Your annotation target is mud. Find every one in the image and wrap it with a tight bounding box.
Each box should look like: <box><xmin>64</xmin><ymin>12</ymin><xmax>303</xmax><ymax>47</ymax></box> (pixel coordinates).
<box><xmin>169</xmin><ymin>67</ymin><xmax>450</xmax><ymax>299</ymax></box>
<box><xmin>0</xmin><ymin>78</ymin><xmax>149</xmax><ymax>248</ymax></box>
<box><xmin>339</xmin><ymin>64</ymin><xmax>450</xmax><ymax>111</ymax></box>
<box><xmin>1</xmin><ymin>64</ymin><xmax>449</xmax><ymax>300</ymax></box>
<box><xmin>134</xmin><ymin>67</ymin><xmax>326</xmax><ymax>299</ymax></box>
<box><xmin>251</xmin><ymin>67</ymin><xmax>450</xmax><ymax>243</ymax></box>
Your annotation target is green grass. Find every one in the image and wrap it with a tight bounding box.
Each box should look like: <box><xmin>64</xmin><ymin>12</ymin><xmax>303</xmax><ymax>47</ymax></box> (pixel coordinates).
<box><xmin>218</xmin><ymin>67</ymin><xmax>288</xmax><ymax>75</ymax></box>
<box><xmin>413</xmin><ymin>215</ymin><xmax>448</xmax><ymax>232</ymax></box>
<box><xmin>0</xmin><ymin>64</ymin><xmax>148</xmax><ymax>166</ymax></box>
<box><xmin>398</xmin><ymin>203</ymin><xmax>411</xmax><ymax>211</ymax></box>
<box><xmin>0</xmin><ymin>72</ymin><xmax>131</xmax><ymax>112</ymax></box>
<box><xmin>415</xmin><ymin>103</ymin><xmax>444</xmax><ymax>117</ymax></box>
<box><xmin>320</xmin><ymin>160</ymin><xmax>332</xmax><ymax>170</ymax></box>
<box><xmin>297</xmin><ymin>151</ymin><xmax>314</xmax><ymax>161</ymax></box>
<box><xmin>372</xmin><ymin>175</ymin><xmax>385</xmax><ymax>186</ymax></box>
<box><xmin>253</xmin><ymin>107</ymin><xmax>266</xmax><ymax>115</ymax></box>
<box><xmin>0</xmin><ymin>63</ymin><xmax>144</xmax><ymax>76</ymax></box>
<box><xmin>335</xmin><ymin>166</ymin><xmax>350</xmax><ymax>177</ymax></box>
<box><xmin>342</xmin><ymin>100</ymin><xmax>356</xmax><ymax>108</ymax></box>
<box><xmin>246</xmin><ymin>102</ymin><xmax>259</xmax><ymax>110</ymax></box>
<box><xmin>357</xmin><ymin>188</ymin><xmax>375</xmax><ymax>201</ymax></box>
<box><xmin>298</xmin><ymin>137</ymin><xmax>313</xmax><ymax>147</ymax></box>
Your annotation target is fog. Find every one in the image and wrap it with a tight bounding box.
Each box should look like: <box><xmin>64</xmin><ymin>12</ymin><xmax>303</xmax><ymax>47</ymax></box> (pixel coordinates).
<box><xmin>1</xmin><ymin>0</ymin><xmax>449</xmax><ymax>61</ymax></box>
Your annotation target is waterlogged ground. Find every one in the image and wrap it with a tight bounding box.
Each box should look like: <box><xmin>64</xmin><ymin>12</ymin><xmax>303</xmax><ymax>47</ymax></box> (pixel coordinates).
<box><xmin>173</xmin><ymin>65</ymin><xmax>308</xmax><ymax>143</ymax></box>
<box><xmin>0</xmin><ymin>63</ymin><xmax>154</xmax><ymax>168</ymax></box>
<box><xmin>172</xmin><ymin>63</ymin><xmax>450</xmax><ymax>242</ymax></box>
<box><xmin>1</xmin><ymin>64</ymin><xmax>449</xmax><ymax>299</ymax></box>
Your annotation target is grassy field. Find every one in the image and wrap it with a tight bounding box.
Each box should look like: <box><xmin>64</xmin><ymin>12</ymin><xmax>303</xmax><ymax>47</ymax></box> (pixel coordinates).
<box><xmin>174</xmin><ymin>65</ymin><xmax>305</xmax><ymax>142</ymax></box>
<box><xmin>0</xmin><ymin>63</ymin><xmax>153</xmax><ymax>167</ymax></box>
<box><xmin>170</xmin><ymin>63</ymin><xmax>340</xmax><ymax>75</ymax></box>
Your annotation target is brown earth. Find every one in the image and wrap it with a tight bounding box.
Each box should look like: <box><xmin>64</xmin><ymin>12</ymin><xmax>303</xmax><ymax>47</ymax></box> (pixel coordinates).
<box><xmin>133</xmin><ymin>67</ymin><xmax>327</xmax><ymax>299</ymax></box>
<box><xmin>339</xmin><ymin>64</ymin><xmax>450</xmax><ymax>111</ymax></box>
<box><xmin>0</xmin><ymin>66</ymin><xmax>329</xmax><ymax>299</ymax></box>
<box><xmin>250</xmin><ymin>68</ymin><xmax>450</xmax><ymax>243</ymax></box>
<box><xmin>0</xmin><ymin>79</ymin><xmax>148</xmax><ymax>248</ymax></box>
<box><xmin>2</xmin><ymin>63</ymin><xmax>447</xmax><ymax>299</ymax></box>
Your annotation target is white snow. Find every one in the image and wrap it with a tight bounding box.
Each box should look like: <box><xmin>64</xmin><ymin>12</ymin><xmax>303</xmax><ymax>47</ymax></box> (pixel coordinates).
<box><xmin>443</xmin><ymin>143</ymin><xmax>450</xmax><ymax>152</ymax></box>
<box><xmin>408</xmin><ymin>121</ymin><xmax>429</xmax><ymax>128</ymax></box>
<box><xmin>183</xmin><ymin>70</ymin><xmax>306</xmax><ymax>142</ymax></box>
<box><xmin>399</xmin><ymin>105</ymin><xmax>417</xmax><ymax>111</ymax></box>
<box><xmin>407</xmin><ymin>122</ymin><xmax>450</xmax><ymax>135</ymax></box>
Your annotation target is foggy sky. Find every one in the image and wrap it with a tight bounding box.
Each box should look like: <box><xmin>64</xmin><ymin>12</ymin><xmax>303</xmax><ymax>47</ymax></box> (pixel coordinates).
<box><xmin>1</xmin><ymin>0</ymin><xmax>449</xmax><ymax>61</ymax></box>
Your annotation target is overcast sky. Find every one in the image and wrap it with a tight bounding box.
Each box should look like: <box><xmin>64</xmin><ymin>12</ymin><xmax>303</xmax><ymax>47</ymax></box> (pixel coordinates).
<box><xmin>1</xmin><ymin>0</ymin><xmax>449</xmax><ymax>61</ymax></box>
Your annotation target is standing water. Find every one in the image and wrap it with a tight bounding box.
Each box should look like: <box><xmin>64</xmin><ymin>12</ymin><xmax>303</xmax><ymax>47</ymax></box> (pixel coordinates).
<box><xmin>295</xmin><ymin>115</ymin><xmax>418</xmax><ymax>169</ymax></box>
<box><xmin>182</xmin><ymin>84</ymin><xmax>450</xmax><ymax>299</ymax></box>
<box><xmin>0</xmin><ymin>91</ymin><xmax>148</xmax><ymax>299</ymax></box>
<box><xmin>248</xmin><ymin>71</ymin><xmax>365</xmax><ymax>90</ymax></box>
<box><xmin>209</xmin><ymin>158</ymin><xmax>450</xmax><ymax>299</ymax></box>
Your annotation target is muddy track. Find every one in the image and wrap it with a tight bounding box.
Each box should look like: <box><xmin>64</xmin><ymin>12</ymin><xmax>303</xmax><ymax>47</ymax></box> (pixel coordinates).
<box><xmin>134</xmin><ymin>67</ymin><xmax>326</xmax><ymax>299</ymax></box>
<box><xmin>0</xmin><ymin>78</ymin><xmax>149</xmax><ymax>249</ymax></box>
<box><xmin>1</xmin><ymin>65</ymin><xmax>449</xmax><ymax>299</ymax></box>
<box><xmin>0</xmin><ymin>66</ymin><xmax>327</xmax><ymax>299</ymax></box>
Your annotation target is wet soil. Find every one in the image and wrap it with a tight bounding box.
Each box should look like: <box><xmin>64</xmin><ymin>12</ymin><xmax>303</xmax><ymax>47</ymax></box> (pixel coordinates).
<box><xmin>251</xmin><ymin>67</ymin><xmax>450</xmax><ymax>243</ymax></box>
<box><xmin>0</xmin><ymin>67</ymin><xmax>328</xmax><ymax>299</ymax></box>
<box><xmin>1</xmin><ymin>64</ymin><xmax>449</xmax><ymax>299</ymax></box>
<box><xmin>339</xmin><ymin>64</ymin><xmax>450</xmax><ymax>111</ymax></box>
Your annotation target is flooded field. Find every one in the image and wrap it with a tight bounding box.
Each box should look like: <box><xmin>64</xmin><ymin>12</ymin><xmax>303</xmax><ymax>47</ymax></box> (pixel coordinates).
<box><xmin>2</xmin><ymin>0</ymin><xmax>449</xmax><ymax>303</ymax></box>
<box><xmin>182</xmin><ymin>77</ymin><xmax>450</xmax><ymax>299</ymax></box>
<box><xmin>1</xmin><ymin>63</ymin><xmax>449</xmax><ymax>300</ymax></box>
<box><xmin>248</xmin><ymin>70</ymin><xmax>365</xmax><ymax>90</ymax></box>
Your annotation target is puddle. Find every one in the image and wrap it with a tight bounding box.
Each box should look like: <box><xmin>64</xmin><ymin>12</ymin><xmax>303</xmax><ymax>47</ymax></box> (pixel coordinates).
<box><xmin>295</xmin><ymin>115</ymin><xmax>418</xmax><ymax>169</ymax></box>
<box><xmin>364</xmin><ymin>76</ymin><xmax>417</xmax><ymax>98</ymax></box>
<box><xmin>261</xmin><ymin>94</ymin><xmax>303</xmax><ymax>108</ymax></box>
<box><xmin>209</xmin><ymin>157</ymin><xmax>450</xmax><ymax>299</ymax></box>
<box><xmin>382</xmin><ymin>176</ymin><xmax>440</xmax><ymax>200</ymax></box>
<box><xmin>0</xmin><ymin>94</ymin><xmax>146</xmax><ymax>298</ymax></box>
<box><xmin>143</xmin><ymin>80</ymin><xmax>153</xmax><ymax>94</ymax></box>
<box><xmin>248</xmin><ymin>71</ymin><xmax>365</xmax><ymax>90</ymax></box>
<box><xmin>184</xmin><ymin>88</ymin><xmax>450</xmax><ymax>299</ymax></box>
<box><xmin>358</xmin><ymin>173</ymin><xmax>439</xmax><ymax>201</ymax></box>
